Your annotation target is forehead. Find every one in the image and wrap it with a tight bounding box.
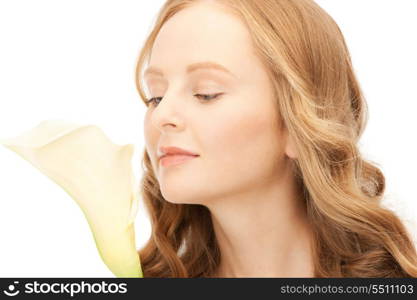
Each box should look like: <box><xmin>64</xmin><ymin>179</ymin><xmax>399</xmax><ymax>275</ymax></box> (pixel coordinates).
<box><xmin>147</xmin><ymin>2</ymin><xmax>258</xmax><ymax>80</ymax></box>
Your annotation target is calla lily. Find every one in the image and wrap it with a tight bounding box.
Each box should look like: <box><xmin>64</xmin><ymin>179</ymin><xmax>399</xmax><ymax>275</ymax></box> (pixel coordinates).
<box><xmin>0</xmin><ymin>120</ymin><xmax>143</xmax><ymax>278</ymax></box>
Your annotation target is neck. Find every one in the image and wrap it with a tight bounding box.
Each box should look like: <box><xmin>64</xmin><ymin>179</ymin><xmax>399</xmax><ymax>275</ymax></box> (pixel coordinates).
<box><xmin>206</xmin><ymin>169</ymin><xmax>315</xmax><ymax>277</ymax></box>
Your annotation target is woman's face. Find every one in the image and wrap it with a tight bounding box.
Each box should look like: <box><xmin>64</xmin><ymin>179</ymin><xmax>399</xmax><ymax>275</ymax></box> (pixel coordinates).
<box><xmin>144</xmin><ymin>2</ymin><xmax>292</xmax><ymax>205</ymax></box>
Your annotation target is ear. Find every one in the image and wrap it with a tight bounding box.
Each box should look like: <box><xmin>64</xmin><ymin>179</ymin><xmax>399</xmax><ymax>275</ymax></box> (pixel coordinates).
<box><xmin>284</xmin><ymin>130</ymin><xmax>298</xmax><ymax>159</ymax></box>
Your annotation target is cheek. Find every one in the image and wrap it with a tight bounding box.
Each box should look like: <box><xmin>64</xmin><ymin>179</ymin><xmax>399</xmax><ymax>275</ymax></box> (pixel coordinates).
<box><xmin>143</xmin><ymin>113</ymin><xmax>158</xmax><ymax>165</ymax></box>
<box><xmin>204</xmin><ymin>105</ymin><xmax>283</xmax><ymax>171</ymax></box>
<box><xmin>143</xmin><ymin>115</ymin><xmax>152</xmax><ymax>150</ymax></box>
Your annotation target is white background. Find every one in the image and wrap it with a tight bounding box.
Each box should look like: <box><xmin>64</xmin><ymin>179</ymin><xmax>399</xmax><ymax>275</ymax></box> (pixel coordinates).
<box><xmin>0</xmin><ymin>0</ymin><xmax>416</xmax><ymax>277</ymax></box>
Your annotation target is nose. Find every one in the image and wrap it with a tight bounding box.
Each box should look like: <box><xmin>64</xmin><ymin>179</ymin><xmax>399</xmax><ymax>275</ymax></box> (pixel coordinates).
<box><xmin>148</xmin><ymin>91</ymin><xmax>185</xmax><ymax>133</ymax></box>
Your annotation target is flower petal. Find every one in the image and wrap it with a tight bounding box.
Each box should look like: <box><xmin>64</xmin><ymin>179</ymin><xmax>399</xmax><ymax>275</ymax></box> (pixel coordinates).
<box><xmin>0</xmin><ymin>120</ymin><xmax>143</xmax><ymax>277</ymax></box>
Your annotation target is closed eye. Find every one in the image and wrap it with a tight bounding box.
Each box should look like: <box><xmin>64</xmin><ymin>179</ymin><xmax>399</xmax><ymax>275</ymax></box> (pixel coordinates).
<box><xmin>146</xmin><ymin>93</ymin><xmax>223</xmax><ymax>107</ymax></box>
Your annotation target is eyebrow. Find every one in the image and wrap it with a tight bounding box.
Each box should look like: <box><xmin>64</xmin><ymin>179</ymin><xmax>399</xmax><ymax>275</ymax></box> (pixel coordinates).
<box><xmin>144</xmin><ymin>61</ymin><xmax>238</xmax><ymax>79</ymax></box>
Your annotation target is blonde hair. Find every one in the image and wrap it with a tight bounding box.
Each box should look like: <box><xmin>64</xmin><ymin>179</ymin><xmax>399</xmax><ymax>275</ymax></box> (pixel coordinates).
<box><xmin>134</xmin><ymin>0</ymin><xmax>417</xmax><ymax>277</ymax></box>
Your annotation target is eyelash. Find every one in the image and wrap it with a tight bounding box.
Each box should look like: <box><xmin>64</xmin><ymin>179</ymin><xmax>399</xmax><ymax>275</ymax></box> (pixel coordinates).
<box><xmin>146</xmin><ymin>93</ymin><xmax>223</xmax><ymax>107</ymax></box>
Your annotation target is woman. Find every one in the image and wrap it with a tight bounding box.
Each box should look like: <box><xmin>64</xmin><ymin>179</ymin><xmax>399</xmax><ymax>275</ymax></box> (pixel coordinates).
<box><xmin>135</xmin><ymin>0</ymin><xmax>417</xmax><ymax>277</ymax></box>
<box><xmin>2</xmin><ymin>0</ymin><xmax>416</xmax><ymax>278</ymax></box>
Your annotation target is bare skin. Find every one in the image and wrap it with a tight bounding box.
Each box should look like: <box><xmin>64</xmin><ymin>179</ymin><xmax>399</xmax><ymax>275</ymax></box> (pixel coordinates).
<box><xmin>143</xmin><ymin>1</ymin><xmax>315</xmax><ymax>277</ymax></box>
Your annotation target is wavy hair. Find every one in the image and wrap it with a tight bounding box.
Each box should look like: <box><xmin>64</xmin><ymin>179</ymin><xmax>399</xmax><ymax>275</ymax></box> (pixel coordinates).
<box><xmin>134</xmin><ymin>0</ymin><xmax>417</xmax><ymax>277</ymax></box>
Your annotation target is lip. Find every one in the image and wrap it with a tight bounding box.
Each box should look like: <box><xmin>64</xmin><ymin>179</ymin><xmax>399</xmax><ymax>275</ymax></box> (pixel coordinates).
<box><xmin>158</xmin><ymin>146</ymin><xmax>199</xmax><ymax>158</ymax></box>
<box><xmin>158</xmin><ymin>146</ymin><xmax>199</xmax><ymax>167</ymax></box>
<box><xmin>160</xmin><ymin>154</ymin><xmax>198</xmax><ymax>167</ymax></box>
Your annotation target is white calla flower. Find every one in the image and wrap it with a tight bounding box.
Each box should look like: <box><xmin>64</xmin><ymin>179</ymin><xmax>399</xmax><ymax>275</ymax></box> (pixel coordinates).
<box><xmin>0</xmin><ymin>120</ymin><xmax>143</xmax><ymax>278</ymax></box>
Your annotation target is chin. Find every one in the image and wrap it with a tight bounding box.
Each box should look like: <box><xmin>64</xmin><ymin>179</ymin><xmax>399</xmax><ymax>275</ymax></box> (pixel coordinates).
<box><xmin>160</xmin><ymin>187</ymin><xmax>197</xmax><ymax>205</ymax></box>
<box><xmin>161</xmin><ymin>185</ymin><xmax>215</xmax><ymax>205</ymax></box>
